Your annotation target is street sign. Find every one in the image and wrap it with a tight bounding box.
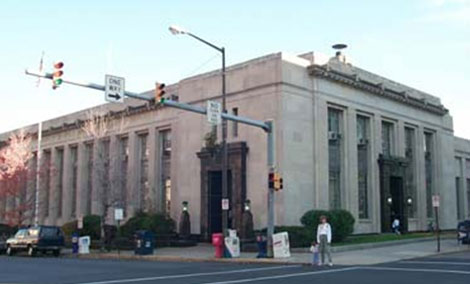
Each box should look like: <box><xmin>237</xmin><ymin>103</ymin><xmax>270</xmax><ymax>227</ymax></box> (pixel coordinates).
<box><xmin>114</xmin><ymin>208</ymin><xmax>124</xmax><ymax>221</ymax></box>
<box><xmin>77</xmin><ymin>216</ymin><xmax>83</xmax><ymax>229</ymax></box>
<box><xmin>207</xmin><ymin>100</ymin><xmax>222</xmax><ymax>125</ymax></box>
<box><xmin>105</xmin><ymin>74</ymin><xmax>125</xmax><ymax>103</ymax></box>
<box><xmin>432</xmin><ymin>194</ymin><xmax>440</xmax><ymax>207</ymax></box>
<box><xmin>222</xmin><ymin>198</ymin><xmax>229</xmax><ymax>210</ymax></box>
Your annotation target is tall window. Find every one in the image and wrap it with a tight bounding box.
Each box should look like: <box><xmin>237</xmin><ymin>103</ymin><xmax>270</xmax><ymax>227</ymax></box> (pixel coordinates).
<box><xmin>467</xmin><ymin>179</ymin><xmax>470</xmax><ymax>219</ymax></box>
<box><xmin>381</xmin><ymin>121</ymin><xmax>394</xmax><ymax>157</ymax></box>
<box><xmin>328</xmin><ymin>108</ymin><xmax>342</xmax><ymax>209</ymax></box>
<box><xmin>85</xmin><ymin>143</ymin><xmax>94</xmax><ymax>215</ymax></box>
<box><xmin>119</xmin><ymin>136</ymin><xmax>129</xmax><ymax>214</ymax></box>
<box><xmin>456</xmin><ymin>177</ymin><xmax>463</xmax><ymax>220</ymax></box>
<box><xmin>405</xmin><ymin>127</ymin><xmax>417</xmax><ymax>218</ymax></box>
<box><xmin>159</xmin><ymin>130</ymin><xmax>172</xmax><ymax>213</ymax></box>
<box><xmin>70</xmin><ymin>146</ymin><xmax>78</xmax><ymax>218</ymax></box>
<box><xmin>138</xmin><ymin>133</ymin><xmax>149</xmax><ymax>210</ymax></box>
<box><xmin>424</xmin><ymin>132</ymin><xmax>434</xmax><ymax>218</ymax></box>
<box><xmin>232</xmin><ymin>107</ymin><xmax>238</xmax><ymax>138</ymax></box>
<box><xmin>56</xmin><ymin>148</ymin><xmax>64</xmax><ymax>218</ymax></box>
<box><xmin>42</xmin><ymin>150</ymin><xmax>51</xmax><ymax>218</ymax></box>
<box><xmin>357</xmin><ymin>115</ymin><xmax>369</xmax><ymax>219</ymax></box>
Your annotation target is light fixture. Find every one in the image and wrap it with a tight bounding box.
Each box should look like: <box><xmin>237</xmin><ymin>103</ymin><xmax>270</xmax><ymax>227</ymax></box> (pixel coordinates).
<box><xmin>182</xmin><ymin>201</ymin><xmax>189</xmax><ymax>212</ymax></box>
<box><xmin>244</xmin><ymin>199</ymin><xmax>251</xmax><ymax>211</ymax></box>
<box><xmin>386</xmin><ymin>197</ymin><xmax>393</xmax><ymax>205</ymax></box>
<box><xmin>406</xmin><ymin>196</ymin><xmax>413</xmax><ymax>206</ymax></box>
<box><xmin>169</xmin><ymin>25</ymin><xmax>187</xmax><ymax>35</ymax></box>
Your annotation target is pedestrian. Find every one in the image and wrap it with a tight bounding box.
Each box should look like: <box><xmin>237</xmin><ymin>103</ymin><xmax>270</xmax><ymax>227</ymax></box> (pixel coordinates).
<box><xmin>392</xmin><ymin>217</ymin><xmax>401</xmax><ymax>235</ymax></box>
<box><xmin>317</xmin><ymin>215</ymin><xmax>333</xmax><ymax>266</ymax></box>
<box><xmin>310</xmin><ymin>241</ymin><xmax>320</xmax><ymax>265</ymax></box>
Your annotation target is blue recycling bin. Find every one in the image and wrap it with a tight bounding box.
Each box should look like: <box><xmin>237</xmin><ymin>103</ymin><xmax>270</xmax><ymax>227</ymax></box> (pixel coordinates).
<box><xmin>256</xmin><ymin>235</ymin><xmax>267</xmax><ymax>258</ymax></box>
<box><xmin>71</xmin><ymin>232</ymin><xmax>79</xmax><ymax>254</ymax></box>
<box><xmin>134</xmin><ymin>230</ymin><xmax>155</xmax><ymax>255</ymax></box>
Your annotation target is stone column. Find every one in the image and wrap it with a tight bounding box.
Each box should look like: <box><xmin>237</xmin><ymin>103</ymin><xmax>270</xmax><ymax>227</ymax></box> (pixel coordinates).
<box><xmin>416</xmin><ymin>125</ymin><xmax>426</xmax><ymax>230</ymax></box>
<box><xmin>48</xmin><ymin>148</ymin><xmax>60</xmax><ymax>225</ymax></box>
<box><xmin>91</xmin><ymin>141</ymin><xmax>103</xmax><ymax>216</ymax></box>
<box><xmin>346</xmin><ymin>108</ymin><xmax>358</xmax><ymax>216</ymax></box>
<box><xmin>126</xmin><ymin>132</ymin><xmax>138</xmax><ymax>217</ymax></box>
<box><xmin>76</xmin><ymin>142</ymin><xmax>88</xmax><ymax>219</ymax></box>
<box><xmin>314</xmin><ymin>97</ymin><xmax>329</xmax><ymax>209</ymax></box>
<box><xmin>25</xmin><ymin>155</ymin><xmax>37</xmax><ymax>225</ymax></box>
<box><xmin>148</xmin><ymin>127</ymin><xmax>158</xmax><ymax>213</ymax></box>
<box><xmin>62</xmin><ymin>145</ymin><xmax>73</xmax><ymax>224</ymax></box>
<box><xmin>397</xmin><ymin>120</ymin><xmax>405</xmax><ymax>157</ymax></box>
<box><xmin>108</xmin><ymin>135</ymin><xmax>120</xmax><ymax>224</ymax></box>
<box><xmin>372</xmin><ymin>115</ymin><xmax>382</xmax><ymax>232</ymax></box>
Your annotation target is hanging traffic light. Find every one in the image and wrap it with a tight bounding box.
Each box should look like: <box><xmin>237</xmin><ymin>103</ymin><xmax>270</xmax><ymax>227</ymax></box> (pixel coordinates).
<box><xmin>155</xmin><ymin>82</ymin><xmax>166</xmax><ymax>103</ymax></box>
<box><xmin>268</xmin><ymin>172</ymin><xmax>275</xmax><ymax>189</ymax></box>
<box><xmin>274</xmin><ymin>173</ymin><xmax>283</xmax><ymax>191</ymax></box>
<box><xmin>52</xmin><ymin>61</ymin><xmax>64</xmax><ymax>90</ymax></box>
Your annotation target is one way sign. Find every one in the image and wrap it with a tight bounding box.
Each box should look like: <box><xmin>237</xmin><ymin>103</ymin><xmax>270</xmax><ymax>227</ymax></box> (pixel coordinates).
<box><xmin>105</xmin><ymin>74</ymin><xmax>125</xmax><ymax>103</ymax></box>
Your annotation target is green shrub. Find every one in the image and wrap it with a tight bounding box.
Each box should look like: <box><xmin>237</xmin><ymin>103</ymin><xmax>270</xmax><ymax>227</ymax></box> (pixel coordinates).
<box><xmin>61</xmin><ymin>220</ymin><xmax>78</xmax><ymax>237</ymax></box>
<box><xmin>120</xmin><ymin>212</ymin><xmax>176</xmax><ymax>238</ymax></box>
<box><xmin>82</xmin><ymin>215</ymin><xmax>102</xmax><ymax>240</ymax></box>
<box><xmin>300</xmin><ymin>209</ymin><xmax>355</xmax><ymax>242</ymax></box>
<box><xmin>275</xmin><ymin>226</ymin><xmax>312</xmax><ymax>248</ymax></box>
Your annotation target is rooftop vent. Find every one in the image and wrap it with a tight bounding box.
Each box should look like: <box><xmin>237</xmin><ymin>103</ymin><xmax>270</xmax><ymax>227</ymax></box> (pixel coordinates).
<box><xmin>332</xmin><ymin>43</ymin><xmax>347</xmax><ymax>63</ymax></box>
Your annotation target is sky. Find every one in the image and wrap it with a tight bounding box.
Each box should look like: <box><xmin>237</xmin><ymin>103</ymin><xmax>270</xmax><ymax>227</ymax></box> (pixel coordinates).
<box><xmin>0</xmin><ymin>0</ymin><xmax>469</xmax><ymax>138</ymax></box>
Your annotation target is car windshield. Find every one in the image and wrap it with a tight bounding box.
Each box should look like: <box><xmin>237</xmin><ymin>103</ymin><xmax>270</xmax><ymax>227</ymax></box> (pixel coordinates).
<box><xmin>14</xmin><ymin>229</ymin><xmax>27</xmax><ymax>238</ymax></box>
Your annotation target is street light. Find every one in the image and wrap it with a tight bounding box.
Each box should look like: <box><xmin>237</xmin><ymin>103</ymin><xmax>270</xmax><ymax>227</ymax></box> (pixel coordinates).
<box><xmin>169</xmin><ymin>25</ymin><xmax>229</xmax><ymax>237</ymax></box>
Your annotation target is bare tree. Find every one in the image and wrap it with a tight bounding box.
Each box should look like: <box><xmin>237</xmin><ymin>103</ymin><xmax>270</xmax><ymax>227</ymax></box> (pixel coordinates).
<box><xmin>81</xmin><ymin>109</ymin><xmax>127</xmax><ymax>245</ymax></box>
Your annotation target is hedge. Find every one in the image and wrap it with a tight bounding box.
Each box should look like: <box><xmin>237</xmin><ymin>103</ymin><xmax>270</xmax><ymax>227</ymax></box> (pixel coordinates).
<box><xmin>120</xmin><ymin>212</ymin><xmax>176</xmax><ymax>238</ymax></box>
<box><xmin>300</xmin><ymin>209</ymin><xmax>355</xmax><ymax>242</ymax></box>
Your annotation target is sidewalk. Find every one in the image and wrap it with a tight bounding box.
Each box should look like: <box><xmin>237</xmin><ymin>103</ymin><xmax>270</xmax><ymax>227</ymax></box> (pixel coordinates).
<box><xmin>70</xmin><ymin>238</ymin><xmax>470</xmax><ymax>265</ymax></box>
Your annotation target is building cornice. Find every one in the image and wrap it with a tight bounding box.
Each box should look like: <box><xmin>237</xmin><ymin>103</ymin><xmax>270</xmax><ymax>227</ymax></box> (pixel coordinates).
<box><xmin>308</xmin><ymin>65</ymin><xmax>448</xmax><ymax>116</ymax></box>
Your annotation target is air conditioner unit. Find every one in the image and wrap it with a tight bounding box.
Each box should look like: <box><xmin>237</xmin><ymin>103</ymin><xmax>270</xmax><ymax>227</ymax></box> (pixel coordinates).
<box><xmin>357</xmin><ymin>138</ymin><xmax>368</xmax><ymax>145</ymax></box>
<box><xmin>328</xmin><ymin>131</ymin><xmax>339</xmax><ymax>141</ymax></box>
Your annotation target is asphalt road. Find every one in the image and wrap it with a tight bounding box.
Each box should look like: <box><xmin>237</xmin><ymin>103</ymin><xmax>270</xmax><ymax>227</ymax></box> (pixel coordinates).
<box><xmin>0</xmin><ymin>251</ymin><xmax>469</xmax><ymax>284</ymax></box>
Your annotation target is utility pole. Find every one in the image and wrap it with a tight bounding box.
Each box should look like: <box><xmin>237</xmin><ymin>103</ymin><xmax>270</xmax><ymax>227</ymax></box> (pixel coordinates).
<box><xmin>25</xmin><ymin>70</ymin><xmax>277</xmax><ymax>257</ymax></box>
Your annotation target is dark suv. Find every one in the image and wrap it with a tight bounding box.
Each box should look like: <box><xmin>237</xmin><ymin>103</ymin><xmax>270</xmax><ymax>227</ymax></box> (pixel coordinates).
<box><xmin>6</xmin><ymin>226</ymin><xmax>65</xmax><ymax>256</ymax></box>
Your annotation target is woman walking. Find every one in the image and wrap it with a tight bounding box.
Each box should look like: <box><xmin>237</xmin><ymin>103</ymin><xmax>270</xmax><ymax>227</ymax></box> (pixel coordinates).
<box><xmin>316</xmin><ymin>215</ymin><xmax>333</xmax><ymax>266</ymax></box>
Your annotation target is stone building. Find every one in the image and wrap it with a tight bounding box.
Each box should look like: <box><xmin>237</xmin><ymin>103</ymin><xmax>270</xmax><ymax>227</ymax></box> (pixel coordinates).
<box><xmin>1</xmin><ymin>51</ymin><xmax>470</xmax><ymax>237</ymax></box>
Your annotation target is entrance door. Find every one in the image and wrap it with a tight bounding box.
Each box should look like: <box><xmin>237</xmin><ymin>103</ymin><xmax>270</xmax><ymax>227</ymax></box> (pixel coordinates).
<box><xmin>390</xmin><ymin>176</ymin><xmax>404</xmax><ymax>231</ymax></box>
<box><xmin>208</xmin><ymin>171</ymin><xmax>232</xmax><ymax>236</ymax></box>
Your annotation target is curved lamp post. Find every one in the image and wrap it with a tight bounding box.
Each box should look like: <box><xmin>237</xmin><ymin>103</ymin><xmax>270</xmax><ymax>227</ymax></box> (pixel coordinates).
<box><xmin>169</xmin><ymin>25</ymin><xmax>228</xmax><ymax>237</ymax></box>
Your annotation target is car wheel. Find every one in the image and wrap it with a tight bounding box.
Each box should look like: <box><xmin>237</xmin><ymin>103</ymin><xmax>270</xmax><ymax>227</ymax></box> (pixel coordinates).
<box><xmin>53</xmin><ymin>249</ymin><xmax>60</xmax><ymax>257</ymax></box>
<box><xmin>6</xmin><ymin>245</ymin><xmax>14</xmax><ymax>256</ymax></box>
<box><xmin>27</xmin><ymin>246</ymin><xmax>36</xmax><ymax>257</ymax></box>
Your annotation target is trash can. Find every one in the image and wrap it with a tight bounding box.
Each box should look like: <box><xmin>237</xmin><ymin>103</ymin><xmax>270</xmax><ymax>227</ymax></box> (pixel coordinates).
<box><xmin>71</xmin><ymin>232</ymin><xmax>79</xmax><ymax>254</ymax></box>
<box><xmin>212</xmin><ymin>233</ymin><xmax>224</xmax><ymax>258</ymax></box>
<box><xmin>134</xmin><ymin>230</ymin><xmax>155</xmax><ymax>255</ymax></box>
<box><xmin>256</xmin><ymin>234</ymin><xmax>267</xmax><ymax>258</ymax></box>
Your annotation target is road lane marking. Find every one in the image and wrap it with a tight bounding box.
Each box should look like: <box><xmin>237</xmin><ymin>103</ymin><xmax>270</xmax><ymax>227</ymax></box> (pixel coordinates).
<box><xmin>198</xmin><ymin>267</ymin><xmax>359</xmax><ymax>284</ymax></box>
<box><xmin>74</xmin><ymin>265</ymin><xmax>302</xmax><ymax>284</ymax></box>
<box><xmin>400</xmin><ymin>260</ymin><xmax>470</xmax><ymax>266</ymax></box>
<box><xmin>360</xmin><ymin>266</ymin><xmax>470</xmax><ymax>275</ymax></box>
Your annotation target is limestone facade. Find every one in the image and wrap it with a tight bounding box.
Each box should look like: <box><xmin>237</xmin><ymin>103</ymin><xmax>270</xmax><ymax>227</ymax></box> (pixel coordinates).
<box><xmin>1</xmin><ymin>51</ymin><xmax>469</xmax><ymax>234</ymax></box>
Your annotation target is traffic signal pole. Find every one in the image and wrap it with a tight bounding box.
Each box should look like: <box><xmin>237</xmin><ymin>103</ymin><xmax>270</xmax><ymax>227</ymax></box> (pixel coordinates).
<box><xmin>25</xmin><ymin>70</ymin><xmax>276</xmax><ymax>257</ymax></box>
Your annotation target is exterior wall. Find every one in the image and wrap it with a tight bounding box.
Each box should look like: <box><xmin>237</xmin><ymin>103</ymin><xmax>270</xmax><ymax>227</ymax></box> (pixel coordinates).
<box><xmin>0</xmin><ymin>51</ymin><xmax>468</xmax><ymax>235</ymax></box>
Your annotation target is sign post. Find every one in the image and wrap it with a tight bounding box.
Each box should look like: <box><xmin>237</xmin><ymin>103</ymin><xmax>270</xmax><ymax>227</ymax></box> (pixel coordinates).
<box><xmin>432</xmin><ymin>194</ymin><xmax>440</xmax><ymax>252</ymax></box>
<box><xmin>207</xmin><ymin>100</ymin><xmax>222</xmax><ymax>125</ymax></box>
<box><xmin>105</xmin><ymin>75</ymin><xmax>125</xmax><ymax>103</ymax></box>
<box><xmin>114</xmin><ymin>208</ymin><xmax>124</xmax><ymax>256</ymax></box>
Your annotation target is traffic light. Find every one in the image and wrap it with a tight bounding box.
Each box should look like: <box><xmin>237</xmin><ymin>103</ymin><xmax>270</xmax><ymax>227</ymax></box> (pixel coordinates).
<box><xmin>52</xmin><ymin>61</ymin><xmax>64</xmax><ymax>90</ymax></box>
<box><xmin>268</xmin><ymin>172</ymin><xmax>275</xmax><ymax>188</ymax></box>
<box><xmin>274</xmin><ymin>173</ymin><xmax>283</xmax><ymax>191</ymax></box>
<box><xmin>155</xmin><ymin>82</ymin><xmax>166</xmax><ymax>103</ymax></box>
